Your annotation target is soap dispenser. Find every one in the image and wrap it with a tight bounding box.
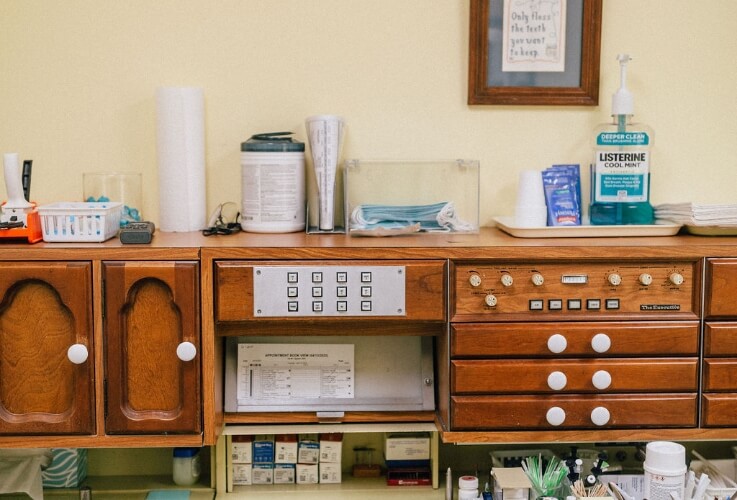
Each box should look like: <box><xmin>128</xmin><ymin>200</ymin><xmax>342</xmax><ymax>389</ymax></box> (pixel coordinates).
<box><xmin>590</xmin><ymin>54</ymin><xmax>655</xmax><ymax>225</ymax></box>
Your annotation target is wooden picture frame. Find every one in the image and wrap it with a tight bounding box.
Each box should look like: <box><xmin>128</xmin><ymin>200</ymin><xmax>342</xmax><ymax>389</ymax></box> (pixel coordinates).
<box><xmin>468</xmin><ymin>0</ymin><xmax>602</xmax><ymax>106</ymax></box>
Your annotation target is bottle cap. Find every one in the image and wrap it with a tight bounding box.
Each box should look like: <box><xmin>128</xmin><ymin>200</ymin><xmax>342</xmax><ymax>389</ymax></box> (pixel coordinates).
<box><xmin>459</xmin><ymin>475</ymin><xmax>479</xmax><ymax>489</ymax></box>
<box><xmin>612</xmin><ymin>54</ymin><xmax>634</xmax><ymax>116</ymax></box>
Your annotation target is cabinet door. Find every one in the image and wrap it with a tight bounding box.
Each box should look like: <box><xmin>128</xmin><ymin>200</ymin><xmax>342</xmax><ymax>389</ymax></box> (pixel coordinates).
<box><xmin>103</xmin><ymin>261</ymin><xmax>201</xmax><ymax>434</ymax></box>
<box><xmin>0</xmin><ymin>262</ymin><xmax>94</xmax><ymax>434</ymax></box>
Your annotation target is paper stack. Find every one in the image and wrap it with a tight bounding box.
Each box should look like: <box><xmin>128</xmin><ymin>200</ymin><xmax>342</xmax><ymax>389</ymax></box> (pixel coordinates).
<box><xmin>655</xmin><ymin>203</ymin><xmax>737</xmax><ymax>226</ymax></box>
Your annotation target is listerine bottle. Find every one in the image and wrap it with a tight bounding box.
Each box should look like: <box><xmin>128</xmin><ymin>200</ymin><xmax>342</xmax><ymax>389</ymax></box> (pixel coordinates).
<box><xmin>590</xmin><ymin>54</ymin><xmax>654</xmax><ymax>225</ymax></box>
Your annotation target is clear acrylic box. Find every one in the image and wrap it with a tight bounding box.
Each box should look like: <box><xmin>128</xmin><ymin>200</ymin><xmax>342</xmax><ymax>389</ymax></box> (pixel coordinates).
<box><xmin>343</xmin><ymin>159</ymin><xmax>479</xmax><ymax>235</ymax></box>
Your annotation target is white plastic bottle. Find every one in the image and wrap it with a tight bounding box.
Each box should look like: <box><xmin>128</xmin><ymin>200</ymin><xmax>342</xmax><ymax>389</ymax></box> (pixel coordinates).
<box><xmin>590</xmin><ymin>54</ymin><xmax>655</xmax><ymax>225</ymax></box>
<box><xmin>459</xmin><ymin>475</ymin><xmax>481</xmax><ymax>499</ymax></box>
<box><xmin>173</xmin><ymin>447</ymin><xmax>201</xmax><ymax>486</ymax></box>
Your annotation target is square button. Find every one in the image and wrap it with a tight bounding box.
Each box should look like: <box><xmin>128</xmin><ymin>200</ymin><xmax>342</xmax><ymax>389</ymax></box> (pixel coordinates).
<box><xmin>312</xmin><ymin>287</ymin><xmax>323</xmax><ymax>298</ymax></box>
<box><xmin>567</xmin><ymin>299</ymin><xmax>582</xmax><ymax>310</ymax></box>
<box><xmin>606</xmin><ymin>298</ymin><xmax>620</xmax><ymax>310</ymax></box>
<box><xmin>587</xmin><ymin>299</ymin><xmax>601</xmax><ymax>310</ymax></box>
<box><xmin>287</xmin><ymin>272</ymin><xmax>298</xmax><ymax>283</ymax></box>
<box><xmin>337</xmin><ymin>301</ymin><xmax>348</xmax><ymax>312</ymax></box>
<box><xmin>361</xmin><ymin>272</ymin><xmax>372</xmax><ymax>283</ymax></box>
<box><xmin>312</xmin><ymin>301</ymin><xmax>323</xmax><ymax>312</ymax></box>
<box><xmin>337</xmin><ymin>286</ymin><xmax>348</xmax><ymax>298</ymax></box>
<box><xmin>312</xmin><ymin>272</ymin><xmax>323</xmax><ymax>283</ymax></box>
<box><xmin>336</xmin><ymin>272</ymin><xmax>348</xmax><ymax>283</ymax></box>
<box><xmin>361</xmin><ymin>286</ymin><xmax>372</xmax><ymax>297</ymax></box>
<box><xmin>287</xmin><ymin>301</ymin><xmax>298</xmax><ymax>312</ymax></box>
<box><xmin>361</xmin><ymin>301</ymin><xmax>372</xmax><ymax>312</ymax></box>
<box><xmin>548</xmin><ymin>299</ymin><xmax>563</xmax><ymax>310</ymax></box>
<box><xmin>287</xmin><ymin>287</ymin><xmax>298</xmax><ymax>298</ymax></box>
<box><xmin>529</xmin><ymin>299</ymin><xmax>544</xmax><ymax>311</ymax></box>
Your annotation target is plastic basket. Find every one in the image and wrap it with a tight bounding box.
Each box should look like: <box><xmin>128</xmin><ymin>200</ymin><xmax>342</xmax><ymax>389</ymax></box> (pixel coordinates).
<box><xmin>37</xmin><ymin>202</ymin><xmax>123</xmax><ymax>242</ymax></box>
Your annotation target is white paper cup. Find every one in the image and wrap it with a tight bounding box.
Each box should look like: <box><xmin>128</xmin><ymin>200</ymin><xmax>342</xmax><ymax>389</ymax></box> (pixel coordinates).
<box><xmin>515</xmin><ymin>203</ymin><xmax>547</xmax><ymax>228</ymax></box>
<box><xmin>516</xmin><ymin>170</ymin><xmax>545</xmax><ymax>207</ymax></box>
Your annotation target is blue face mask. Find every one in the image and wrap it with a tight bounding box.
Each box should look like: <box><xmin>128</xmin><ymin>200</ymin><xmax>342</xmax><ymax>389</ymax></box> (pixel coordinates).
<box><xmin>350</xmin><ymin>201</ymin><xmax>474</xmax><ymax>233</ymax></box>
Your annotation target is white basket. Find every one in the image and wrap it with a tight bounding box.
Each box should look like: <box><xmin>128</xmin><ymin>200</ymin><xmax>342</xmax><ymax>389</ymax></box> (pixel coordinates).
<box><xmin>37</xmin><ymin>202</ymin><xmax>123</xmax><ymax>242</ymax></box>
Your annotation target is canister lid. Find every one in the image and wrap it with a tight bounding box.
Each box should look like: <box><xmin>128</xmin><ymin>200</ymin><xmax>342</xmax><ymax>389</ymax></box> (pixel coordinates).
<box><xmin>241</xmin><ymin>132</ymin><xmax>305</xmax><ymax>152</ymax></box>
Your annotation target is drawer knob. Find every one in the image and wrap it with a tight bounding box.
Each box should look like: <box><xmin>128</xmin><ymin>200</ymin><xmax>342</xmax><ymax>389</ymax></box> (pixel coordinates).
<box><xmin>547</xmin><ymin>371</ymin><xmax>567</xmax><ymax>391</ymax></box>
<box><xmin>591</xmin><ymin>333</ymin><xmax>611</xmax><ymax>353</ymax></box>
<box><xmin>592</xmin><ymin>370</ymin><xmax>612</xmax><ymax>390</ymax></box>
<box><xmin>591</xmin><ymin>406</ymin><xmax>611</xmax><ymax>426</ymax></box>
<box><xmin>531</xmin><ymin>273</ymin><xmax>545</xmax><ymax>286</ymax></box>
<box><xmin>546</xmin><ymin>406</ymin><xmax>566</xmax><ymax>426</ymax></box>
<box><xmin>669</xmin><ymin>272</ymin><xmax>684</xmax><ymax>286</ymax></box>
<box><xmin>547</xmin><ymin>334</ymin><xmax>567</xmax><ymax>353</ymax></box>
<box><xmin>607</xmin><ymin>273</ymin><xmax>622</xmax><ymax>286</ymax></box>
<box><xmin>500</xmin><ymin>274</ymin><xmax>514</xmax><ymax>287</ymax></box>
<box><xmin>177</xmin><ymin>341</ymin><xmax>198</xmax><ymax>362</ymax></box>
<box><xmin>484</xmin><ymin>293</ymin><xmax>498</xmax><ymax>307</ymax></box>
<box><xmin>469</xmin><ymin>273</ymin><xmax>482</xmax><ymax>287</ymax></box>
<box><xmin>638</xmin><ymin>273</ymin><xmax>653</xmax><ymax>286</ymax></box>
<box><xmin>67</xmin><ymin>343</ymin><xmax>89</xmax><ymax>364</ymax></box>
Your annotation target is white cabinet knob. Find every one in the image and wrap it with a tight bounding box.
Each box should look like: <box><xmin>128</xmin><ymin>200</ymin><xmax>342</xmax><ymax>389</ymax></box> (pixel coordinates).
<box><xmin>484</xmin><ymin>294</ymin><xmax>497</xmax><ymax>307</ymax></box>
<box><xmin>591</xmin><ymin>406</ymin><xmax>611</xmax><ymax>426</ymax></box>
<box><xmin>67</xmin><ymin>344</ymin><xmax>89</xmax><ymax>364</ymax></box>
<box><xmin>500</xmin><ymin>274</ymin><xmax>514</xmax><ymax>287</ymax></box>
<box><xmin>531</xmin><ymin>273</ymin><xmax>544</xmax><ymax>286</ymax></box>
<box><xmin>639</xmin><ymin>273</ymin><xmax>653</xmax><ymax>286</ymax></box>
<box><xmin>607</xmin><ymin>273</ymin><xmax>622</xmax><ymax>286</ymax></box>
<box><xmin>592</xmin><ymin>370</ymin><xmax>612</xmax><ymax>390</ymax></box>
<box><xmin>547</xmin><ymin>334</ymin><xmax>567</xmax><ymax>353</ymax></box>
<box><xmin>591</xmin><ymin>333</ymin><xmax>611</xmax><ymax>353</ymax></box>
<box><xmin>669</xmin><ymin>273</ymin><xmax>684</xmax><ymax>286</ymax></box>
<box><xmin>547</xmin><ymin>371</ymin><xmax>568</xmax><ymax>391</ymax></box>
<box><xmin>546</xmin><ymin>406</ymin><xmax>566</xmax><ymax>426</ymax></box>
<box><xmin>176</xmin><ymin>341</ymin><xmax>197</xmax><ymax>362</ymax></box>
<box><xmin>469</xmin><ymin>274</ymin><xmax>482</xmax><ymax>287</ymax></box>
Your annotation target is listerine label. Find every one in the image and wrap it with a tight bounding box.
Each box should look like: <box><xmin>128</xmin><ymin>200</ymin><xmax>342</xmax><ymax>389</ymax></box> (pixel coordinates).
<box><xmin>594</xmin><ymin>131</ymin><xmax>650</xmax><ymax>203</ymax></box>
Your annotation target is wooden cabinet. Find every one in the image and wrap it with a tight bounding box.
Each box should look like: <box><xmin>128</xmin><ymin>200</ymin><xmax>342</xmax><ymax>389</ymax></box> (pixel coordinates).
<box><xmin>103</xmin><ymin>261</ymin><xmax>201</xmax><ymax>435</ymax></box>
<box><xmin>0</xmin><ymin>262</ymin><xmax>95</xmax><ymax>435</ymax></box>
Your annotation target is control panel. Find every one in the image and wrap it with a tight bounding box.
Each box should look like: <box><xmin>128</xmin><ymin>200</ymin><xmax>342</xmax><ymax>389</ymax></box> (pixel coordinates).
<box><xmin>253</xmin><ymin>265</ymin><xmax>405</xmax><ymax>317</ymax></box>
<box><xmin>453</xmin><ymin>261</ymin><xmax>699</xmax><ymax>320</ymax></box>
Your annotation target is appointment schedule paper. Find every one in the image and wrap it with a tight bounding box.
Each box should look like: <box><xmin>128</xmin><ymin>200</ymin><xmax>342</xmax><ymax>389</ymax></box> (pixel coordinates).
<box><xmin>237</xmin><ymin>344</ymin><xmax>354</xmax><ymax>405</ymax></box>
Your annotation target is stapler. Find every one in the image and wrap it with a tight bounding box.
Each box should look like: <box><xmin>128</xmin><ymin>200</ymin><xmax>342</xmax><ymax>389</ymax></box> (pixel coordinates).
<box><xmin>0</xmin><ymin>153</ymin><xmax>43</xmax><ymax>243</ymax></box>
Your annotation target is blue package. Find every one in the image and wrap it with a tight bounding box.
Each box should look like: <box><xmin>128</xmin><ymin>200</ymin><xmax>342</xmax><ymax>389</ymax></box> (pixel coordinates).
<box><xmin>542</xmin><ymin>166</ymin><xmax>581</xmax><ymax>226</ymax></box>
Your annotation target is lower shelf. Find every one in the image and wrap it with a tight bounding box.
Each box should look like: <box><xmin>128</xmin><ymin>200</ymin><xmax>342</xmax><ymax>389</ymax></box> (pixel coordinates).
<box><xmin>40</xmin><ymin>476</ymin><xmax>213</xmax><ymax>499</ymax></box>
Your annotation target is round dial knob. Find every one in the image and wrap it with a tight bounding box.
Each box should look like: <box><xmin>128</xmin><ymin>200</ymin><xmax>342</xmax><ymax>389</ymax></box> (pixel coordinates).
<box><xmin>607</xmin><ymin>273</ymin><xmax>622</xmax><ymax>286</ymax></box>
<box><xmin>67</xmin><ymin>344</ymin><xmax>89</xmax><ymax>364</ymax></box>
<box><xmin>484</xmin><ymin>294</ymin><xmax>497</xmax><ymax>307</ymax></box>
<box><xmin>639</xmin><ymin>273</ymin><xmax>653</xmax><ymax>286</ymax></box>
<box><xmin>591</xmin><ymin>406</ymin><xmax>611</xmax><ymax>426</ymax></box>
<box><xmin>592</xmin><ymin>370</ymin><xmax>612</xmax><ymax>390</ymax></box>
<box><xmin>591</xmin><ymin>333</ymin><xmax>612</xmax><ymax>353</ymax></box>
<box><xmin>531</xmin><ymin>273</ymin><xmax>544</xmax><ymax>286</ymax></box>
<box><xmin>177</xmin><ymin>341</ymin><xmax>197</xmax><ymax>362</ymax></box>
<box><xmin>546</xmin><ymin>406</ymin><xmax>566</xmax><ymax>426</ymax></box>
<box><xmin>669</xmin><ymin>272</ymin><xmax>684</xmax><ymax>286</ymax></box>
<box><xmin>500</xmin><ymin>274</ymin><xmax>514</xmax><ymax>287</ymax></box>
<box><xmin>469</xmin><ymin>274</ymin><xmax>482</xmax><ymax>287</ymax></box>
<box><xmin>547</xmin><ymin>334</ymin><xmax>567</xmax><ymax>354</ymax></box>
<box><xmin>547</xmin><ymin>371</ymin><xmax>567</xmax><ymax>391</ymax></box>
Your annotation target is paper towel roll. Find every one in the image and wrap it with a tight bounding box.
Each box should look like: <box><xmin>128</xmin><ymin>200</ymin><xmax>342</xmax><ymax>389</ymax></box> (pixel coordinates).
<box><xmin>156</xmin><ymin>87</ymin><xmax>207</xmax><ymax>232</ymax></box>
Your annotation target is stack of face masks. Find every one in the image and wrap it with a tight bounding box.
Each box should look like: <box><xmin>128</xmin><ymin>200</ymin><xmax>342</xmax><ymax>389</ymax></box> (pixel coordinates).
<box><xmin>349</xmin><ymin>201</ymin><xmax>474</xmax><ymax>235</ymax></box>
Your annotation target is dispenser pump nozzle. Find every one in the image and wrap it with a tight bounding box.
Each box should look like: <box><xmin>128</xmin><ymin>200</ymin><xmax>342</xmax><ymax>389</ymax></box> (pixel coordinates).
<box><xmin>612</xmin><ymin>53</ymin><xmax>634</xmax><ymax>116</ymax></box>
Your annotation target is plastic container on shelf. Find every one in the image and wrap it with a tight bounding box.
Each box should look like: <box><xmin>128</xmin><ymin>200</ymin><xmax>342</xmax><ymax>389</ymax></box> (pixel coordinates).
<box><xmin>173</xmin><ymin>447</ymin><xmax>201</xmax><ymax>486</ymax></box>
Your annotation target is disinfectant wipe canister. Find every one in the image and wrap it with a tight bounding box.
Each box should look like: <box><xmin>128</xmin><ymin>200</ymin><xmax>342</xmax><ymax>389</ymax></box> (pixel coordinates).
<box><xmin>643</xmin><ymin>441</ymin><xmax>686</xmax><ymax>500</ymax></box>
<box><xmin>241</xmin><ymin>132</ymin><xmax>305</xmax><ymax>233</ymax></box>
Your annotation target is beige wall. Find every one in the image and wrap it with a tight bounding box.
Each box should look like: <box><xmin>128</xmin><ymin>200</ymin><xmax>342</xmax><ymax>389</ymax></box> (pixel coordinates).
<box><xmin>1</xmin><ymin>1</ymin><xmax>735</xmax><ymax>228</ymax></box>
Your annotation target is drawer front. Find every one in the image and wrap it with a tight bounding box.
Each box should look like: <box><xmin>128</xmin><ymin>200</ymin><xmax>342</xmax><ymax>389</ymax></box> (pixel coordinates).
<box><xmin>452</xmin><ymin>322</ymin><xmax>699</xmax><ymax>357</ymax></box>
<box><xmin>452</xmin><ymin>394</ymin><xmax>697</xmax><ymax>430</ymax></box>
<box><xmin>704</xmin><ymin>323</ymin><xmax>737</xmax><ymax>355</ymax></box>
<box><xmin>702</xmin><ymin>394</ymin><xmax>737</xmax><ymax>427</ymax></box>
<box><xmin>703</xmin><ymin>359</ymin><xmax>737</xmax><ymax>391</ymax></box>
<box><xmin>705</xmin><ymin>259</ymin><xmax>737</xmax><ymax>318</ymax></box>
<box><xmin>215</xmin><ymin>260</ymin><xmax>446</xmax><ymax>322</ymax></box>
<box><xmin>452</xmin><ymin>358</ymin><xmax>698</xmax><ymax>394</ymax></box>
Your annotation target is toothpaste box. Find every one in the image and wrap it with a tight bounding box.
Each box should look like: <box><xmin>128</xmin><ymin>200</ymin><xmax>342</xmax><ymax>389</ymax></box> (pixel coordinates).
<box><xmin>232</xmin><ymin>463</ymin><xmax>252</xmax><ymax>486</ymax></box>
<box><xmin>298</xmin><ymin>439</ymin><xmax>320</xmax><ymax>464</ymax></box>
<box><xmin>252</xmin><ymin>463</ymin><xmax>274</xmax><ymax>485</ymax></box>
<box><xmin>274</xmin><ymin>463</ymin><xmax>296</xmax><ymax>484</ymax></box>
<box><xmin>319</xmin><ymin>462</ymin><xmax>342</xmax><ymax>483</ymax></box>
<box><xmin>275</xmin><ymin>434</ymin><xmax>298</xmax><ymax>464</ymax></box>
<box><xmin>319</xmin><ymin>433</ymin><xmax>343</xmax><ymax>463</ymax></box>
<box><xmin>231</xmin><ymin>435</ymin><xmax>253</xmax><ymax>464</ymax></box>
<box><xmin>297</xmin><ymin>463</ymin><xmax>319</xmax><ymax>484</ymax></box>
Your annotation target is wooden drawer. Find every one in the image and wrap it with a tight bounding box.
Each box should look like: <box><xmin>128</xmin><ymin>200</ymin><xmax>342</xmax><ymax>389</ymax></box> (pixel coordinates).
<box><xmin>214</xmin><ymin>260</ymin><xmax>446</xmax><ymax>323</ymax></box>
<box><xmin>702</xmin><ymin>394</ymin><xmax>737</xmax><ymax>426</ymax></box>
<box><xmin>706</xmin><ymin>259</ymin><xmax>737</xmax><ymax>318</ymax></box>
<box><xmin>452</xmin><ymin>358</ymin><xmax>698</xmax><ymax>394</ymax></box>
<box><xmin>451</xmin><ymin>322</ymin><xmax>699</xmax><ymax>357</ymax></box>
<box><xmin>704</xmin><ymin>323</ymin><xmax>737</xmax><ymax>355</ymax></box>
<box><xmin>703</xmin><ymin>359</ymin><xmax>737</xmax><ymax>391</ymax></box>
<box><xmin>451</xmin><ymin>394</ymin><xmax>697</xmax><ymax>430</ymax></box>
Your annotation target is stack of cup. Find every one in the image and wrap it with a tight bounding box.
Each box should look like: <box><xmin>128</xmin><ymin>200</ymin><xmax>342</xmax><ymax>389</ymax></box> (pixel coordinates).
<box><xmin>643</xmin><ymin>441</ymin><xmax>686</xmax><ymax>500</ymax></box>
<box><xmin>514</xmin><ymin>170</ymin><xmax>547</xmax><ymax>227</ymax></box>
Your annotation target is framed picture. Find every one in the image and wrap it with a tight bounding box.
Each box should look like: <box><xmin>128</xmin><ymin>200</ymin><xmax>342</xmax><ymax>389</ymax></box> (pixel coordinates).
<box><xmin>468</xmin><ymin>0</ymin><xmax>602</xmax><ymax>105</ymax></box>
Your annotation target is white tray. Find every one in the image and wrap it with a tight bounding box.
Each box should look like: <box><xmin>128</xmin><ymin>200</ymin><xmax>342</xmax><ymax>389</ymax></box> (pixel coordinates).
<box><xmin>494</xmin><ymin>216</ymin><xmax>682</xmax><ymax>238</ymax></box>
<box><xmin>684</xmin><ymin>224</ymin><xmax>737</xmax><ymax>236</ymax></box>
